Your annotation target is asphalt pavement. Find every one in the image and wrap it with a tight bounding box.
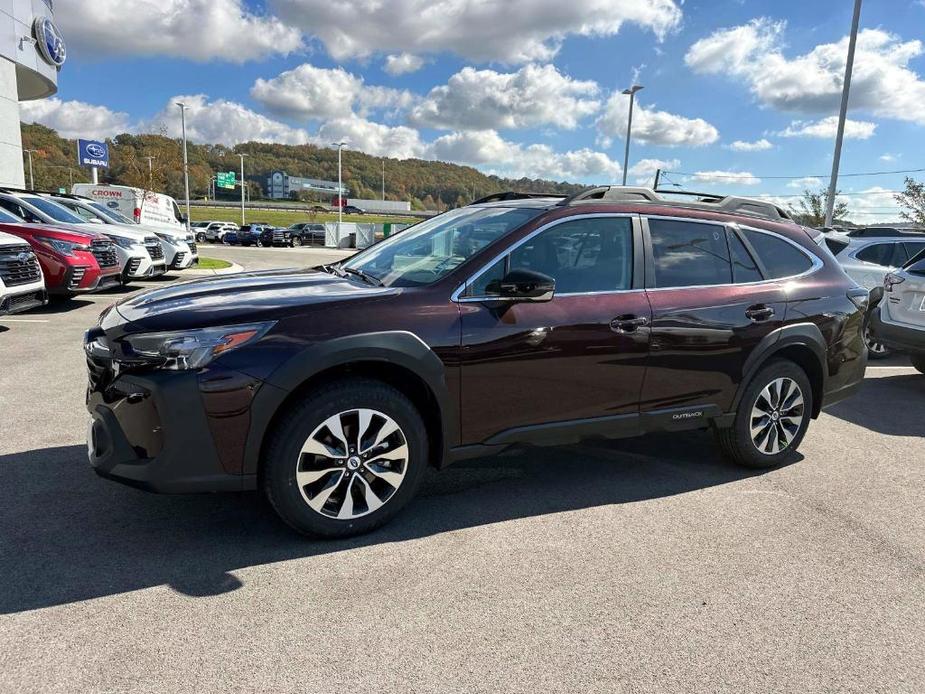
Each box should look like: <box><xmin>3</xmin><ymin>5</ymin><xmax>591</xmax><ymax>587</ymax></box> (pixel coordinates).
<box><xmin>0</xmin><ymin>245</ymin><xmax>922</xmax><ymax>693</ymax></box>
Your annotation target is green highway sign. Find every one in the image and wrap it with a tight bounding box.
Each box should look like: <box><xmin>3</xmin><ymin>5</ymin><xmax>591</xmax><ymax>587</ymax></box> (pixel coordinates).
<box><xmin>216</xmin><ymin>171</ymin><xmax>236</xmax><ymax>189</ymax></box>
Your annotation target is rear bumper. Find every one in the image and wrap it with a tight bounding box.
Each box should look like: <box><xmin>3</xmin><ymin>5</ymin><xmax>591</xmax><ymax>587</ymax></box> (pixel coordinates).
<box><xmin>869</xmin><ymin>306</ymin><xmax>925</xmax><ymax>356</ymax></box>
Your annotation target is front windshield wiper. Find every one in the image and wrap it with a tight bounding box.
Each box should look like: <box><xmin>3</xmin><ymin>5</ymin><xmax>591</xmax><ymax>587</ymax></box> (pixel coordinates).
<box><xmin>341</xmin><ymin>266</ymin><xmax>383</xmax><ymax>286</ymax></box>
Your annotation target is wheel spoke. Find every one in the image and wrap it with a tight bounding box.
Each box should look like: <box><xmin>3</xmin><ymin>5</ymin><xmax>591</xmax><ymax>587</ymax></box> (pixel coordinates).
<box><xmin>365</xmin><ymin>462</ymin><xmax>404</xmax><ymax>488</ymax></box>
<box><xmin>750</xmin><ymin>416</ymin><xmax>770</xmax><ymax>438</ymax></box>
<box><xmin>306</xmin><ymin>471</ymin><xmax>346</xmax><ymax>513</ymax></box>
<box><xmin>361</xmin><ymin>418</ymin><xmax>401</xmax><ymax>454</ymax></box>
<box><xmin>321</xmin><ymin>413</ymin><xmax>350</xmax><ymax>455</ymax></box>
<box><xmin>355</xmin><ymin>475</ymin><xmax>385</xmax><ymax>513</ymax></box>
<box><xmin>337</xmin><ymin>476</ymin><xmax>355</xmax><ymax>519</ymax></box>
<box><xmin>301</xmin><ymin>436</ymin><xmax>342</xmax><ymax>459</ymax></box>
<box><xmin>297</xmin><ymin>467</ymin><xmax>342</xmax><ymax>486</ymax></box>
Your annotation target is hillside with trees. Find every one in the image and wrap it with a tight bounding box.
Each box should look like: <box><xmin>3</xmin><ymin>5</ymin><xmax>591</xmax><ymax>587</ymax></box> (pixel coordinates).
<box><xmin>19</xmin><ymin>123</ymin><xmax>587</xmax><ymax>210</ymax></box>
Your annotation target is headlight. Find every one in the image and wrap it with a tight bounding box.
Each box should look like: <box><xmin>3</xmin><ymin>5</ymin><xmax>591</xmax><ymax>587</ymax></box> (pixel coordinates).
<box><xmin>154</xmin><ymin>232</ymin><xmax>178</xmax><ymax>244</ymax></box>
<box><xmin>109</xmin><ymin>235</ymin><xmax>141</xmax><ymax>249</ymax></box>
<box><xmin>120</xmin><ymin>322</ymin><xmax>276</xmax><ymax>370</ymax></box>
<box><xmin>35</xmin><ymin>236</ymin><xmax>90</xmax><ymax>256</ymax></box>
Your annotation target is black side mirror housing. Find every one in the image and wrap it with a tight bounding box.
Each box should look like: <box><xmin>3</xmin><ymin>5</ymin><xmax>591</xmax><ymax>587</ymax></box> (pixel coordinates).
<box><xmin>487</xmin><ymin>269</ymin><xmax>556</xmax><ymax>302</ymax></box>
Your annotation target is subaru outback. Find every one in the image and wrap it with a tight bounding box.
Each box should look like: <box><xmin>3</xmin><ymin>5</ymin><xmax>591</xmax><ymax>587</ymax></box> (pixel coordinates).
<box><xmin>85</xmin><ymin>187</ymin><xmax>868</xmax><ymax>537</ymax></box>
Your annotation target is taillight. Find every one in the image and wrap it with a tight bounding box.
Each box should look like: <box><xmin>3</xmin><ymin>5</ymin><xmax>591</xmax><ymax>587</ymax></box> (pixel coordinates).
<box><xmin>884</xmin><ymin>273</ymin><xmax>905</xmax><ymax>292</ymax></box>
<box><xmin>133</xmin><ymin>208</ymin><xmax>141</xmax><ymax>222</ymax></box>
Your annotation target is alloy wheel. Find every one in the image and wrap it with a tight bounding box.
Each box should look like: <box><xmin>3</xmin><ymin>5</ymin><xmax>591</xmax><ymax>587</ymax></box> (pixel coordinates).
<box><xmin>749</xmin><ymin>377</ymin><xmax>805</xmax><ymax>455</ymax></box>
<box><xmin>296</xmin><ymin>408</ymin><xmax>409</xmax><ymax>520</ymax></box>
<box><xmin>864</xmin><ymin>327</ymin><xmax>889</xmax><ymax>356</ymax></box>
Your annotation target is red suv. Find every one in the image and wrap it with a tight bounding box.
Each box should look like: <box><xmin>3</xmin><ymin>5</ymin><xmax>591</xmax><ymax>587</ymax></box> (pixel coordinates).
<box><xmin>0</xmin><ymin>207</ymin><xmax>121</xmax><ymax>295</ymax></box>
<box><xmin>85</xmin><ymin>187</ymin><xmax>868</xmax><ymax>537</ymax></box>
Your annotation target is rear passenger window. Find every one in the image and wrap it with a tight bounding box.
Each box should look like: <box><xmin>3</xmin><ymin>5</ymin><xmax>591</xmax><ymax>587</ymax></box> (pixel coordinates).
<box><xmin>856</xmin><ymin>243</ymin><xmax>902</xmax><ymax>267</ymax></box>
<box><xmin>728</xmin><ymin>232</ymin><xmax>763</xmax><ymax>283</ymax></box>
<box><xmin>903</xmin><ymin>242</ymin><xmax>925</xmax><ymax>264</ymax></box>
<box><xmin>743</xmin><ymin>230</ymin><xmax>814</xmax><ymax>279</ymax></box>
<box><xmin>648</xmin><ymin>218</ymin><xmax>731</xmax><ymax>288</ymax></box>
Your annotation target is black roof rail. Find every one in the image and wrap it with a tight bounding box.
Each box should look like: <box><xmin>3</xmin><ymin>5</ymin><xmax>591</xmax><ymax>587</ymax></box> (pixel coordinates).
<box><xmin>846</xmin><ymin>227</ymin><xmax>925</xmax><ymax>238</ymax></box>
<box><xmin>0</xmin><ymin>186</ymin><xmax>84</xmax><ymax>200</ymax></box>
<box><xmin>471</xmin><ymin>191</ymin><xmax>568</xmax><ymax>204</ymax></box>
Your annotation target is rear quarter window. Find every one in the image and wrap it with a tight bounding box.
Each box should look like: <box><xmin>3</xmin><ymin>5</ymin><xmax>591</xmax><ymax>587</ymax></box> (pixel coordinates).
<box><xmin>743</xmin><ymin>229</ymin><xmax>814</xmax><ymax>279</ymax></box>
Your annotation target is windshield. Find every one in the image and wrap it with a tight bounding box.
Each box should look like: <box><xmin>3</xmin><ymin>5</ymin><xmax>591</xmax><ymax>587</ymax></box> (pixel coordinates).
<box><xmin>24</xmin><ymin>196</ymin><xmax>86</xmax><ymax>224</ymax></box>
<box><xmin>89</xmin><ymin>202</ymin><xmax>134</xmax><ymax>224</ymax></box>
<box><xmin>342</xmin><ymin>206</ymin><xmax>542</xmax><ymax>287</ymax></box>
<box><xmin>0</xmin><ymin>207</ymin><xmax>23</xmax><ymax>223</ymax></box>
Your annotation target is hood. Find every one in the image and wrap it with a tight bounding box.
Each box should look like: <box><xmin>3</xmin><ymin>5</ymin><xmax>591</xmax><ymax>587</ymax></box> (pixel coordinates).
<box><xmin>0</xmin><ymin>221</ymin><xmax>102</xmax><ymax>243</ymax></box>
<box><xmin>0</xmin><ymin>229</ymin><xmax>27</xmax><ymax>247</ymax></box>
<box><xmin>105</xmin><ymin>268</ymin><xmax>397</xmax><ymax>333</ymax></box>
<box><xmin>97</xmin><ymin>222</ymin><xmax>150</xmax><ymax>241</ymax></box>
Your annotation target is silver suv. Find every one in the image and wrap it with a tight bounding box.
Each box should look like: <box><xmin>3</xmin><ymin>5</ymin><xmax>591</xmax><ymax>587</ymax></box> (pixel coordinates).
<box><xmin>869</xmin><ymin>250</ymin><xmax>925</xmax><ymax>375</ymax></box>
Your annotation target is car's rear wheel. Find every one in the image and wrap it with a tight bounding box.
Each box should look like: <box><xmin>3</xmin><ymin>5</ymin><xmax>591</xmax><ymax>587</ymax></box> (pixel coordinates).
<box><xmin>262</xmin><ymin>379</ymin><xmax>428</xmax><ymax>538</ymax></box>
<box><xmin>911</xmin><ymin>355</ymin><xmax>925</xmax><ymax>375</ymax></box>
<box><xmin>716</xmin><ymin>359</ymin><xmax>812</xmax><ymax>469</ymax></box>
<box><xmin>195</xmin><ymin>232</ymin><xmax>206</xmax><ymax>242</ymax></box>
<box><xmin>864</xmin><ymin>326</ymin><xmax>892</xmax><ymax>359</ymax></box>
<box><xmin>256</xmin><ymin>239</ymin><xmax>264</xmax><ymax>248</ymax></box>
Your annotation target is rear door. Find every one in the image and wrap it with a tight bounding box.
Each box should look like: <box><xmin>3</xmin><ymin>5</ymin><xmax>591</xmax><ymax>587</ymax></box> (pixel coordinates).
<box><xmin>639</xmin><ymin>217</ymin><xmax>789</xmax><ymax>418</ymax></box>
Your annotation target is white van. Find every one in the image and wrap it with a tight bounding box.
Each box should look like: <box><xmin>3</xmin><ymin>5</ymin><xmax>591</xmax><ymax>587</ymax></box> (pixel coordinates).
<box><xmin>71</xmin><ymin>184</ymin><xmax>188</xmax><ymax>233</ymax></box>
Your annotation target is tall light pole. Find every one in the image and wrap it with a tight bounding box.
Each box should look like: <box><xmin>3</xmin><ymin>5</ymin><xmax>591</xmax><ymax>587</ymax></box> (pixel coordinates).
<box><xmin>824</xmin><ymin>0</ymin><xmax>863</xmax><ymax>227</ymax></box>
<box><xmin>381</xmin><ymin>158</ymin><xmax>385</xmax><ymax>200</ymax></box>
<box><xmin>237</xmin><ymin>153</ymin><xmax>248</xmax><ymax>226</ymax></box>
<box><xmin>621</xmin><ymin>85</ymin><xmax>643</xmax><ymax>186</ymax></box>
<box><xmin>176</xmin><ymin>102</ymin><xmax>191</xmax><ymax>225</ymax></box>
<box><xmin>23</xmin><ymin>149</ymin><xmax>37</xmax><ymax>190</ymax></box>
<box><xmin>332</xmin><ymin>141</ymin><xmax>347</xmax><ymax>233</ymax></box>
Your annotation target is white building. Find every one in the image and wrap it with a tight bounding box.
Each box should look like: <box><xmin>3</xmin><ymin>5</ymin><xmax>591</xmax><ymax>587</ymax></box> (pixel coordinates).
<box><xmin>1</xmin><ymin>1</ymin><xmax>63</xmax><ymax>187</ymax></box>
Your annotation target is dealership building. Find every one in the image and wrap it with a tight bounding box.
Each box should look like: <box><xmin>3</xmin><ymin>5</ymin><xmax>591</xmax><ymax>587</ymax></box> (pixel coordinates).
<box><xmin>266</xmin><ymin>171</ymin><xmax>348</xmax><ymax>200</ymax></box>
<box><xmin>0</xmin><ymin>0</ymin><xmax>62</xmax><ymax>187</ymax></box>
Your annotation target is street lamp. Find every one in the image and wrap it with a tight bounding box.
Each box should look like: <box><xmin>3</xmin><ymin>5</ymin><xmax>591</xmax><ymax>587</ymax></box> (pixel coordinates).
<box><xmin>23</xmin><ymin>149</ymin><xmax>37</xmax><ymax>190</ymax></box>
<box><xmin>331</xmin><ymin>141</ymin><xmax>347</xmax><ymax>233</ymax></box>
<box><xmin>621</xmin><ymin>85</ymin><xmax>644</xmax><ymax>186</ymax></box>
<box><xmin>237</xmin><ymin>153</ymin><xmax>248</xmax><ymax>226</ymax></box>
<box><xmin>176</xmin><ymin>102</ymin><xmax>191</xmax><ymax>226</ymax></box>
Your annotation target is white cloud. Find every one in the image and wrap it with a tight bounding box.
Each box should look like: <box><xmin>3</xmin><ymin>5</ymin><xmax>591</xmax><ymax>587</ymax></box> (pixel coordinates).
<box><xmin>251</xmin><ymin>64</ymin><xmax>415</xmax><ymax>121</ymax></box>
<box><xmin>685</xmin><ymin>19</ymin><xmax>925</xmax><ymax>124</ymax></box>
<box><xmin>411</xmin><ymin>64</ymin><xmax>601</xmax><ymax>131</ymax></box>
<box><xmin>19</xmin><ymin>98</ymin><xmax>133</xmax><ymax>139</ymax></box>
<box><xmin>727</xmin><ymin>138</ymin><xmax>773</xmax><ymax>151</ymax></box>
<box><xmin>879</xmin><ymin>153</ymin><xmax>899</xmax><ymax>162</ymax></box>
<box><xmin>596</xmin><ymin>94</ymin><xmax>720</xmax><ymax>147</ymax></box>
<box><xmin>776</xmin><ymin>116</ymin><xmax>876</xmax><ymax>139</ymax></box>
<box><xmin>56</xmin><ymin>0</ymin><xmax>302</xmax><ymax>62</ymax></box>
<box><xmin>692</xmin><ymin>170</ymin><xmax>761</xmax><ymax>186</ymax></box>
<box><xmin>271</xmin><ymin>0</ymin><xmax>682</xmax><ymax>62</ymax></box>
<box><xmin>149</xmin><ymin>95</ymin><xmax>312</xmax><ymax>145</ymax></box>
<box><xmin>786</xmin><ymin>176</ymin><xmax>824</xmax><ymax>189</ymax></box>
<box><xmin>318</xmin><ymin>116</ymin><xmax>426</xmax><ymax>159</ymax></box>
<box><xmin>384</xmin><ymin>53</ymin><xmax>426</xmax><ymax>76</ymax></box>
<box><xmin>843</xmin><ymin>187</ymin><xmax>904</xmax><ymax>225</ymax></box>
<box><xmin>628</xmin><ymin>158</ymin><xmax>680</xmax><ymax>185</ymax></box>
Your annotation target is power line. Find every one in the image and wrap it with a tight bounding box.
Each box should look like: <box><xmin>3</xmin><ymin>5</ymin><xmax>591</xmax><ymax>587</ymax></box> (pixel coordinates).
<box><xmin>663</xmin><ymin>167</ymin><xmax>925</xmax><ymax>180</ymax></box>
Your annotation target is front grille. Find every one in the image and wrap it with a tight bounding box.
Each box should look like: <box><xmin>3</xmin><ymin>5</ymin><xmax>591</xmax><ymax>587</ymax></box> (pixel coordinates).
<box><xmin>90</xmin><ymin>240</ymin><xmax>118</xmax><ymax>268</ymax></box>
<box><xmin>145</xmin><ymin>239</ymin><xmax>164</xmax><ymax>260</ymax></box>
<box><xmin>68</xmin><ymin>266</ymin><xmax>87</xmax><ymax>290</ymax></box>
<box><xmin>188</xmin><ymin>242</ymin><xmax>198</xmax><ymax>255</ymax></box>
<box><xmin>125</xmin><ymin>258</ymin><xmax>142</xmax><ymax>276</ymax></box>
<box><xmin>0</xmin><ymin>244</ymin><xmax>41</xmax><ymax>287</ymax></box>
<box><xmin>169</xmin><ymin>252</ymin><xmax>186</xmax><ymax>268</ymax></box>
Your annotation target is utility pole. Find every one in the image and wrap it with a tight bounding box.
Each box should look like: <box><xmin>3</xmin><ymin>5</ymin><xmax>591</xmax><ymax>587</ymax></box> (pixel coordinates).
<box><xmin>237</xmin><ymin>153</ymin><xmax>248</xmax><ymax>226</ymax></box>
<box><xmin>332</xmin><ymin>141</ymin><xmax>347</xmax><ymax>236</ymax></box>
<box><xmin>176</xmin><ymin>102</ymin><xmax>191</xmax><ymax>224</ymax></box>
<box><xmin>381</xmin><ymin>158</ymin><xmax>385</xmax><ymax>200</ymax></box>
<box><xmin>23</xmin><ymin>149</ymin><xmax>37</xmax><ymax>190</ymax></box>
<box><xmin>825</xmin><ymin>0</ymin><xmax>862</xmax><ymax>227</ymax></box>
<box><xmin>621</xmin><ymin>85</ymin><xmax>644</xmax><ymax>186</ymax></box>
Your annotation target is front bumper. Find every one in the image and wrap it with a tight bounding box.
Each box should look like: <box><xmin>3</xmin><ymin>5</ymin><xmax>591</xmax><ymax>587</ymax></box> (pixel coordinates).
<box><xmin>0</xmin><ymin>286</ymin><xmax>47</xmax><ymax>315</ymax></box>
<box><xmin>869</xmin><ymin>306</ymin><xmax>925</xmax><ymax>356</ymax></box>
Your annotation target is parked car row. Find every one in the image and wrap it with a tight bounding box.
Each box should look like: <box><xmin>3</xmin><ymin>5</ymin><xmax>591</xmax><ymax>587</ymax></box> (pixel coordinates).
<box><xmin>0</xmin><ymin>187</ymin><xmax>199</xmax><ymax>317</ymax></box>
<box><xmin>193</xmin><ymin>220</ymin><xmax>329</xmax><ymax>248</ymax></box>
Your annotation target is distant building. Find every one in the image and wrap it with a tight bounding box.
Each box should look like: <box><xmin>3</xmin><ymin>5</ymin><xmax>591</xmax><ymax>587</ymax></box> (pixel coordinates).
<box><xmin>266</xmin><ymin>171</ymin><xmax>348</xmax><ymax>200</ymax></box>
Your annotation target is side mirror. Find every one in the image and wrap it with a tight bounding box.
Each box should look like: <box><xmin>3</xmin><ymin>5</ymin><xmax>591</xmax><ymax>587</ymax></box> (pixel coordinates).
<box><xmin>488</xmin><ymin>269</ymin><xmax>555</xmax><ymax>302</ymax></box>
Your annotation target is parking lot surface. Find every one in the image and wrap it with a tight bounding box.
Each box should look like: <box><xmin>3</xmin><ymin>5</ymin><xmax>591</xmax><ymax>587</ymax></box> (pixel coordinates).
<box><xmin>1</xmin><ymin>246</ymin><xmax>923</xmax><ymax>693</ymax></box>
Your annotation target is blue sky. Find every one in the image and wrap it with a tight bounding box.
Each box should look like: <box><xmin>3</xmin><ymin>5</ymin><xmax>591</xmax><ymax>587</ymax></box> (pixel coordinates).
<box><xmin>22</xmin><ymin>0</ymin><xmax>925</xmax><ymax>221</ymax></box>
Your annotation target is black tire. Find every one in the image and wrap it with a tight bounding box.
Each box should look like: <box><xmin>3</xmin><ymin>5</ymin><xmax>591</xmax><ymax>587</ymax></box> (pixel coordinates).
<box><xmin>864</xmin><ymin>326</ymin><xmax>892</xmax><ymax>359</ymax></box>
<box><xmin>256</xmin><ymin>239</ymin><xmax>264</xmax><ymax>248</ymax></box>
<box><xmin>196</xmin><ymin>232</ymin><xmax>206</xmax><ymax>243</ymax></box>
<box><xmin>911</xmin><ymin>355</ymin><xmax>925</xmax><ymax>375</ymax></box>
<box><xmin>291</xmin><ymin>236</ymin><xmax>302</xmax><ymax>247</ymax></box>
<box><xmin>715</xmin><ymin>359</ymin><xmax>813</xmax><ymax>469</ymax></box>
<box><xmin>262</xmin><ymin>379</ymin><xmax>428</xmax><ymax>538</ymax></box>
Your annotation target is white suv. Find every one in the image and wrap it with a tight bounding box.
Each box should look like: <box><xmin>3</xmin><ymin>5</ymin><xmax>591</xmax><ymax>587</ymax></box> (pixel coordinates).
<box><xmin>870</xmin><ymin>250</ymin><xmax>925</xmax><ymax>374</ymax></box>
<box><xmin>0</xmin><ymin>229</ymin><xmax>46</xmax><ymax>315</ymax></box>
<box><xmin>203</xmin><ymin>222</ymin><xmax>238</xmax><ymax>243</ymax></box>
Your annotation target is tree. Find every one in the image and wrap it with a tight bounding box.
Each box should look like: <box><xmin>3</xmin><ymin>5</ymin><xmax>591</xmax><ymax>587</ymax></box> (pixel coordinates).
<box><xmin>789</xmin><ymin>188</ymin><xmax>849</xmax><ymax>227</ymax></box>
<box><xmin>895</xmin><ymin>177</ymin><xmax>925</xmax><ymax>226</ymax></box>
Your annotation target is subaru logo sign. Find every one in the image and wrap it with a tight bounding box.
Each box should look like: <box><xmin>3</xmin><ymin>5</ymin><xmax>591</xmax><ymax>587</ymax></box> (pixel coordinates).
<box><xmin>86</xmin><ymin>143</ymin><xmax>106</xmax><ymax>159</ymax></box>
<box><xmin>78</xmin><ymin>139</ymin><xmax>110</xmax><ymax>168</ymax></box>
<box><xmin>33</xmin><ymin>16</ymin><xmax>66</xmax><ymax>68</ymax></box>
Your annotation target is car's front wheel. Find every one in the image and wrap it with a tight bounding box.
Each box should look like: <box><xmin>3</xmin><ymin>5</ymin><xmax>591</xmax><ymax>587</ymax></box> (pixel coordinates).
<box><xmin>716</xmin><ymin>359</ymin><xmax>812</xmax><ymax>469</ymax></box>
<box><xmin>291</xmin><ymin>235</ymin><xmax>302</xmax><ymax>247</ymax></box>
<box><xmin>262</xmin><ymin>379</ymin><xmax>428</xmax><ymax>537</ymax></box>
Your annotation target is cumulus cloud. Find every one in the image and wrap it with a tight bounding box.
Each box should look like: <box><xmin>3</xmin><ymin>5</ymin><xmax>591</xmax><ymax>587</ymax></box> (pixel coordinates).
<box><xmin>19</xmin><ymin>98</ymin><xmax>133</xmax><ymax>139</ymax></box>
<box><xmin>776</xmin><ymin>116</ymin><xmax>876</xmax><ymax>139</ymax></box>
<box><xmin>411</xmin><ymin>64</ymin><xmax>601</xmax><ymax>131</ymax></box>
<box><xmin>628</xmin><ymin>158</ymin><xmax>680</xmax><ymax>185</ymax></box>
<box><xmin>596</xmin><ymin>94</ymin><xmax>719</xmax><ymax>147</ymax></box>
<box><xmin>843</xmin><ymin>186</ymin><xmax>904</xmax><ymax>225</ymax></box>
<box><xmin>692</xmin><ymin>170</ymin><xmax>761</xmax><ymax>186</ymax></box>
<box><xmin>318</xmin><ymin>116</ymin><xmax>426</xmax><ymax>159</ymax></box>
<box><xmin>384</xmin><ymin>53</ymin><xmax>426</xmax><ymax>76</ymax></box>
<box><xmin>148</xmin><ymin>95</ymin><xmax>312</xmax><ymax>145</ymax></box>
<box><xmin>251</xmin><ymin>64</ymin><xmax>416</xmax><ymax>121</ymax></box>
<box><xmin>271</xmin><ymin>0</ymin><xmax>682</xmax><ymax>62</ymax></box>
<box><xmin>56</xmin><ymin>0</ymin><xmax>302</xmax><ymax>62</ymax></box>
<box><xmin>727</xmin><ymin>138</ymin><xmax>773</xmax><ymax>152</ymax></box>
<box><xmin>786</xmin><ymin>176</ymin><xmax>824</xmax><ymax>189</ymax></box>
<box><xmin>685</xmin><ymin>18</ymin><xmax>925</xmax><ymax>124</ymax></box>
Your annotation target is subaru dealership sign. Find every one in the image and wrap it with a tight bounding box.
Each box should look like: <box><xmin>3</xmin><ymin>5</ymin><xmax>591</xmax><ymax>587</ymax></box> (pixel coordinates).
<box><xmin>78</xmin><ymin>139</ymin><xmax>109</xmax><ymax>168</ymax></box>
<box><xmin>33</xmin><ymin>16</ymin><xmax>66</xmax><ymax>68</ymax></box>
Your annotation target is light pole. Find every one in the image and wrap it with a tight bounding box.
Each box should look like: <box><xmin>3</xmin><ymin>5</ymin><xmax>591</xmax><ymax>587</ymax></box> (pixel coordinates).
<box><xmin>23</xmin><ymin>149</ymin><xmax>37</xmax><ymax>190</ymax></box>
<box><xmin>621</xmin><ymin>85</ymin><xmax>643</xmax><ymax>186</ymax></box>
<box><xmin>332</xmin><ymin>141</ymin><xmax>347</xmax><ymax>233</ymax></box>
<box><xmin>824</xmin><ymin>0</ymin><xmax>862</xmax><ymax>227</ymax></box>
<box><xmin>176</xmin><ymin>102</ymin><xmax>191</xmax><ymax>225</ymax></box>
<box><xmin>237</xmin><ymin>153</ymin><xmax>248</xmax><ymax>226</ymax></box>
<box><xmin>381</xmin><ymin>158</ymin><xmax>385</xmax><ymax>200</ymax></box>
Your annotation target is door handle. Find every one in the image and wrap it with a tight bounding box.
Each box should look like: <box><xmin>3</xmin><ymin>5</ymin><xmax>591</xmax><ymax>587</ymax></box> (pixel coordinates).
<box><xmin>745</xmin><ymin>304</ymin><xmax>775</xmax><ymax>322</ymax></box>
<box><xmin>610</xmin><ymin>315</ymin><xmax>649</xmax><ymax>333</ymax></box>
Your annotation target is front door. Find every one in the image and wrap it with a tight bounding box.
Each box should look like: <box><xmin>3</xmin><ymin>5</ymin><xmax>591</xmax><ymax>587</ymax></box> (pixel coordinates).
<box><xmin>457</xmin><ymin>215</ymin><xmax>651</xmax><ymax>445</ymax></box>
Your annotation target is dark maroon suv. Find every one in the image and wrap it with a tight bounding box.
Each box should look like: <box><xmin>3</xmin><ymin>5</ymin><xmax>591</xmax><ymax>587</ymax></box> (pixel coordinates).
<box><xmin>84</xmin><ymin>187</ymin><xmax>868</xmax><ymax>537</ymax></box>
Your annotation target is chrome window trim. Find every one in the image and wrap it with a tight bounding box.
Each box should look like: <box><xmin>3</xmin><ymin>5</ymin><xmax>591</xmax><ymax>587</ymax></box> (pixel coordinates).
<box><xmin>450</xmin><ymin>212</ymin><xmax>638</xmax><ymax>303</ymax></box>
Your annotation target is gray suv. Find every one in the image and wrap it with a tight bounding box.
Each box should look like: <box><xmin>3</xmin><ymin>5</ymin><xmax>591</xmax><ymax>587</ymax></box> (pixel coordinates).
<box><xmin>869</xmin><ymin>249</ymin><xmax>925</xmax><ymax>374</ymax></box>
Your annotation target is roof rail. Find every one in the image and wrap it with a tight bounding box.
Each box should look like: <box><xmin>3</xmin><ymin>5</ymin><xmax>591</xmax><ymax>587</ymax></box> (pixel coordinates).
<box><xmin>471</xmin><ymin>191</ymin><xmax>568</xmax><ymax>204</ymax></box>
<box><xmin>846</xmin><ymin>227</ymin><xmax>925</xmax><ymax>238</ymax></box>
<box><xmin>557</xmin><ymin>185</ymin><xmax>794</xmax><ymax>223</ymax></box>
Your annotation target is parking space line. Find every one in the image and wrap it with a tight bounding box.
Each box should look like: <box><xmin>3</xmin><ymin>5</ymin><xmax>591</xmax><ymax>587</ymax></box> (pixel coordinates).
<box><xmin>0</xmin><ymin>318</ymin><xmax>50</xmax><ymax>323</ymax></box>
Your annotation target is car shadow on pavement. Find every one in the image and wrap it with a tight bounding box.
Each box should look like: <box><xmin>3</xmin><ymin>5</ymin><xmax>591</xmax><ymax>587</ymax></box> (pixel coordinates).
<box><xmin>825</xmin><ymin>373</ymin><xmax>924</xmax><ymax>437</ymax></box>
<box><xmin>28</xmin><ymin>298</ymin><xmax>95</xmax><ymax>314</ymax></box>
<box><xmin>0</xmin><ymin>432</ymin><xmax>792</xmax><ymax>614</ymax></box>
